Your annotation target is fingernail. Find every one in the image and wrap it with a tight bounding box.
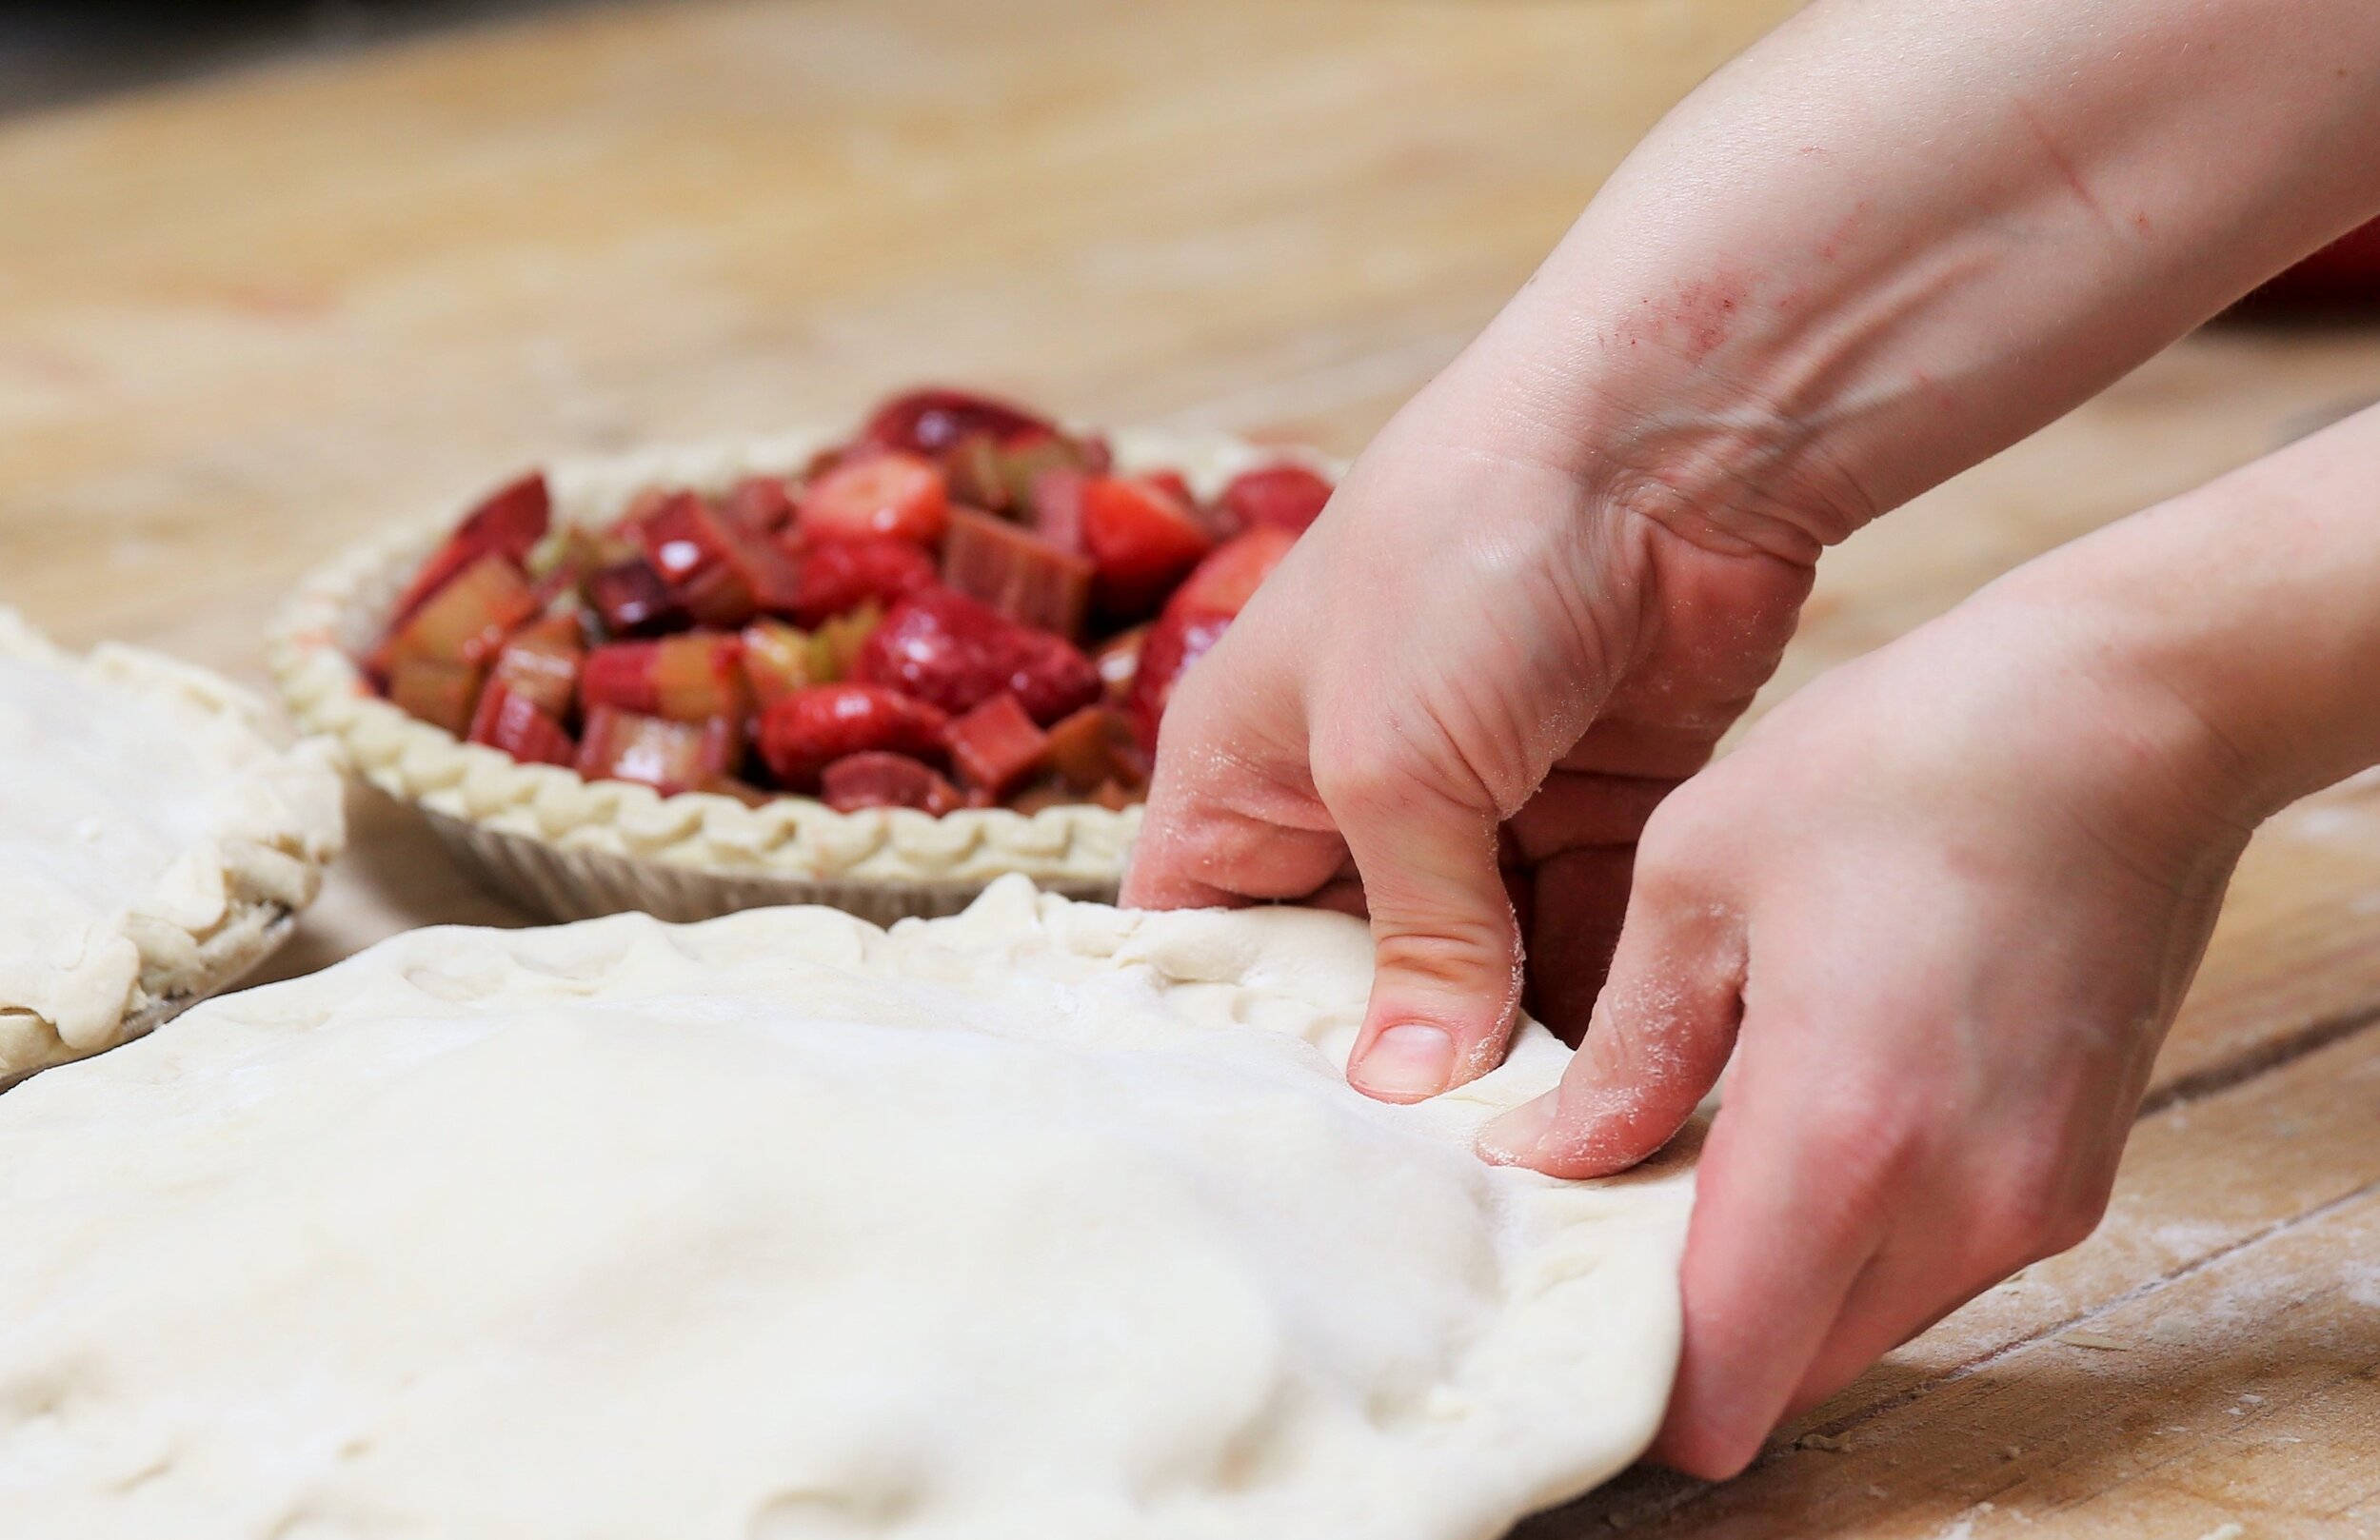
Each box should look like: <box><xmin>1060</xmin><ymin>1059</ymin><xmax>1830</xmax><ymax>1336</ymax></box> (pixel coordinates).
<box><xmin>1477</xmin><ymin>1091</ymin><xmax>1558</xmax><ymax>1166</ymax></box>
<box><xmin>1351</xmin><ymin>1023</ymin><xmax>1458</xmax><ymax>1102</ymax></box>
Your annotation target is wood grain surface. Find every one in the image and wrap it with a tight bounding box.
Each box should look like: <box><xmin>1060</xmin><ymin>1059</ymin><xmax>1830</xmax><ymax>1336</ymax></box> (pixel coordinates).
<box><xmin>3</xmin><ymin>1</ymin><xmax>2377</xmax><ymax>1532</ymax></box>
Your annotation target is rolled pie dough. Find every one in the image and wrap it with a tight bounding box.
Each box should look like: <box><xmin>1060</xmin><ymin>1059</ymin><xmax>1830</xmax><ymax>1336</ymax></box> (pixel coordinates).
<box><xmin>0</xmin><ymin>878</ymin><xmax>1695</xmax><ymax>1539</ymax></box>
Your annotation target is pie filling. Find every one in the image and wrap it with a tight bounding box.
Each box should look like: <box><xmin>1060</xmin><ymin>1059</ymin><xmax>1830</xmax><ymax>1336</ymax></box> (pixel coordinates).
<box><xmin>363</xmin><ymin>388</ymin><xmax>1336</xmax><ymax>818</ymax></box>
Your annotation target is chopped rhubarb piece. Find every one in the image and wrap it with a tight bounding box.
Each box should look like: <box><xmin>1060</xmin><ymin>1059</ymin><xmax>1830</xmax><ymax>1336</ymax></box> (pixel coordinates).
<box><xmin>941</xmin><ymin>505</ymin><xmax>1093</xmax><ymax>640</ymax></box>
<box><xmin>940</xmin><ymin>433</ymin><xmax>1010</xmax><ymax>515</ymax></box>
<box><xmin>388</xmin><ymin>471</ymin><xmax>551</xmax><ymax>622</ymax></box>
<box><xmin>720</xmin><ymin>474</ymin><xmax>799</xmax><ymax>536</ymax></box>
<box><xmin>741</xmin><ymin>620</ymin><xmax>830</xmax><ymax>706</ymax></box>
<box><xmin>857</xmin><ymin>588</ymin><xmax>1100</xmax><ymax>724</ymax></box>
<box><xmin>466</xmin><ymin>681</ymin><xmax>576</xmax><ymax>767</ymax></box>
<box><xmin>1093</xmin><ymin>625</ymin><xmax>1145</xmax><ymax>703</ymax></box>
<box><xmin>820</xmin><ymin>752</ymin><xmax>964</xmax><ymax>816</ymax></box>
<box><xmin>796</xmin><ymin>451</ymin><xmax>951</xmax><ymax>545</ymax></box>
<box><xmin>818</xmin><ymin>601</ymin><xmax>885</xmax><ymax>680</ymax></box>
<box><xmin>636</xmin><ymin>491</ymin><xmax>803</xmax><ymax>626</ymax></box>
<box><xmin>1089</xmin><ymin>779</ymin><xmax>1142</xmax><ymax>811</ymax></box>
<box><xmin>582</xmin><ymin>558</ymin><xmax>681</xmax><ymax>637</ymax></box>
<box><xmin>1025</xmin><ymin>465</ymin><xmax>1090</xmax><ymax>553</ymax></box>
<box><xmin>756</xmin><ymin>683</ymin><xmax>949</xmax><ymax>789</ymax></box>
<box><xmin>1043</xmin><ymin>705</ymin><xmax>1149</xmax><ymax>793</ymax></box>
<box><xmin>860</xmin><ymin>387</ymin><xmax>1059</xmax><ymax>456</ymax></box>
<box><xmin>384</xmin><ymin>552</ymin><xmax>539</xmax><ymax>668</ymax></box>
<box><xmin>789</xmin><ymin>537</ymin><xmax>937</xmax><ymax>626</ymax></box>
<box><xmin>944</xmin><ymin>693</ymin><xmax>1049</xmax><ymax>797</ymax></box>
<box><xmin>576</xmin><ymin>705</ymin><xmax>739</xmax><ymax>796</ymax></box>
<box><xmin>1081</xmin><ymin>475</ymin><xmax>1216</xmax><ymax>619</ymax></box>
<box><xmin>488</xmin><ymin>613</ymin><xmax>585</xmax><ymax>720</ymax></box>
<box><xmin>1130</xmin><ymin>527</ymin><xmax>1298</xmax><ymax>733</ymax></box>
<box><xmin>996</xmin><ymin>430</ymin><xmax>1089</xmax><ymax>513</ymax></box>
<box><xmin>1221</xmin><ymin>464</ymin><xmax>1335</xmax><ymax>534</ymax></box>
<box><xmin>387</xmin><ymin>657</ymin><xmax>485</xmax><ymax>737</ymax></box>
<box><xmin>581</xmin><ymin>633</ymin><xmax>747</xmax><ymax>722</ymax></box>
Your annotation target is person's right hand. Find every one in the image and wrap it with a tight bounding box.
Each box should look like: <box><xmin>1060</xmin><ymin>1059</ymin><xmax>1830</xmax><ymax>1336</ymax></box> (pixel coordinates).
<box><xmin>1122</xmin><ymin>359</ymin><xmax>1826</xmax><ymax>1094</ymax></box>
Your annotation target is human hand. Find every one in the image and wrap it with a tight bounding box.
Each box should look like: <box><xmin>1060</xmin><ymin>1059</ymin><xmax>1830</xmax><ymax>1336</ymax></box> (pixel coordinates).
<box><xmin>1476</xmin><ymin>574</ymin><xmax>2261</xmax><ymax>1477</ymax></box>
<box><xmin>1121</xmin><ymin>363</ymin><xmax>1817</xmax><ymax>1098</ymax></box>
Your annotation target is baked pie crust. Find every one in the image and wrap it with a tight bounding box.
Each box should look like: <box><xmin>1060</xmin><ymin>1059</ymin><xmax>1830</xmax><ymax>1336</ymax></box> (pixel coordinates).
<box><xmin>0</xmin><ymin>878</ymin><xmax>1693</xmax><ymax>1536</ymax></box>
<box><xmin>0</xmin><ymin>608</ymin><xmax>345</xmax><ymax>1084</ymax></box>
<box><xmin>269</xmin><ymin>426</ymin><xmax>1338</xmax><ymax>924</ymax></box>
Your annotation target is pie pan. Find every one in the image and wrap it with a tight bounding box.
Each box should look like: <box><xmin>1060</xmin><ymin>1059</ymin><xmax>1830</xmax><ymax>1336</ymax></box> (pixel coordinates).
<box><xmin>269</xmin><ymin>425</ymin><xmax>1338</xmax><ymax>926</ymax></box>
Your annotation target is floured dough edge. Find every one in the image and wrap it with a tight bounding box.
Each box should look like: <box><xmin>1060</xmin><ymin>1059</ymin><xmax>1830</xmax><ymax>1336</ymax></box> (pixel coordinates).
<box><xmin>0</xmin><ymin>611</ymin><xmax>347</xmax><ymax>1084</ymax></box>
<box><xmin>268</xmin><ymin>425</ymin><xmax>1342</xmax><ymax>898</ymax></box>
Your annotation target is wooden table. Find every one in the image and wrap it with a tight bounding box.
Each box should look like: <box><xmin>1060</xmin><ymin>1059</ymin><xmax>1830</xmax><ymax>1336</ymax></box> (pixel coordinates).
<box><xmin>4</xmin><ymin>1</ymin><xmax>2376</xmax><ymax>1531</ymax></box>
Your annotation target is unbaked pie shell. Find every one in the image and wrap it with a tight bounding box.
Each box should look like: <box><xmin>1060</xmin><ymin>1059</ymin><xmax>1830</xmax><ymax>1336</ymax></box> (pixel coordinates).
<box><xmin>269</xmin><ymin>425</ymin><xmax>1340</xmax><ymax>925</ymax></box>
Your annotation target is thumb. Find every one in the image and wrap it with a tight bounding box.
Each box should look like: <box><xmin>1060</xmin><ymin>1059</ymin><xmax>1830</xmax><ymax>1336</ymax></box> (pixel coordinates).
<box><xmin>1333</xmin><ymin>764</ymin><xmax>1524</xmax><ymax>1105</ymax></box>
<box><xmin>1478</xmin><ymin>868</ymin><xmax>1743</xmax><ymax>1175</ymax></box>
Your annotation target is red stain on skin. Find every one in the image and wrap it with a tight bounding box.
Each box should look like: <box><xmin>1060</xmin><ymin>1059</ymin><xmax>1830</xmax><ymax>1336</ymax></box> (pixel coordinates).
<box><xmin>2013</xmin><ymin>101</ymin><xmax>2112</xmax><ymax>230</ymax></box>
<box><xmin>1606</xmin><ymin>269</ymin><xmax>1756</xmax><ymax>362</ymax></box>
<box><xmin>2132</xmin><ymin>210</ymin><xmax>2154</xmax><ymax>238</ymax></box>
<box><xmin>1816</xmin><ymin>200</ymin><xmax>1870</xmax><ymax>262</ymax></box>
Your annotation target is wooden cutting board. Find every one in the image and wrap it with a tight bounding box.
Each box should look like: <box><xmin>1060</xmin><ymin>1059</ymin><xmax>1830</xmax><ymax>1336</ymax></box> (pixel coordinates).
<box><xmin>1</xmin><ymin>1</ymin><xmax>2375</xmax><ymax>1531</ymax></box>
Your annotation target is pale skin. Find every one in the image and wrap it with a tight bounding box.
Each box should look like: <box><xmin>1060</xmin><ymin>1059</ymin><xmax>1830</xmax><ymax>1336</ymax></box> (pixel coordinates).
<box><xmin>1121</xmin><ymin>0</ymin><xmax>2380</xmax><ymax>1480</ymax></box>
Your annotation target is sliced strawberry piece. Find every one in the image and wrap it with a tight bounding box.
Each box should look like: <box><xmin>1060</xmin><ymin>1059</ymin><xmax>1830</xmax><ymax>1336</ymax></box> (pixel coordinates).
<box><xmin>860</xmin><ymin>387</ymin><xmax>1058</xmax><ymax>457</ymax></box>
<box><xmin>636</xmin><ymin>491</ymin><xmax>803</xmax><ymax>626</ymax></box>
<box><xmin>576</xmin><ymin>706</ymin><xmax>740</xmax><ymax>796</ymax></box>
<box><xmin>389</xmin><ymin>471</ymin><xmax>551</xmax><ymax>623</ymax></box>
<box><xmin>1081</xmin><ymin>475</ymin><xmax>1215</xmax><ymax>620</ymax></box>
<box><xmin>944</xmin><ymin>693</ymin><xmax>1049</xmax><ymax>798</ymax></box>
<box><xmin>788</xmin><ymin>537</ymin><xmax>937</xmax><ymax>626</ymax></box>
<box><xmin>1140</xmin><ymin>468</ymin><xmax>1197</xmax><ymax>508</ymax></box>
<box><xmin>582</xmin><ymin>558</ymin><xmax>681</xmax><ymax>637</ymax></box>
<box><xmin>384</xmin><ymin>553</ymin><xmax>539</xmax><ymax>668</ymax></box>
<box><xmin>1043</xmin><ymin>705</ymin><xmax>1150</xmax><ymax>793</ymax></box>
<box><xmin>857</xmin><ymin>588</ymin><xmax>1100</xmax><ymax>724</ymax></box>
<box><xmin>1025</xmin><ymin>465</ymin><xmax>1090</xmax><ymax>553</ymax></box>
<box><xmin>466</xmin><ymin>681</ymin><xmax>576</xmax><ymax>767</ymax></box>
<box><xmin>488</xmin><ymin>613</ymin><xmax>585</xmax><ymax>720</ymax></box>
<box><xmin>720</xmin><ymin>474</ymin><xmax>799</xmax><ymax>536</ymax></box>
<box><xmin>1093</xmin><ymin>625</ymin><xmax>1144</xmax><ymax>703</ymax></box>
<box><xmin>757</xmin><ymin>683</ymin><xmax>951</xmax><ymax>790</ymax></box>
<box><xmin>796</xmin><ymin>451</ymin><xmax>950</xmax><ymax>545</ymax></box>
<box><xmin>1129</xmin><ymin>526</ymin><xmax>1298</xmax><ymax>734</ymax></box>
<box><xmin>387</xmin><ymin>657</ymin><xmax>486</xmax><ymax>737</ymax></box>
<box><xmin>820</xmin><ymin>752</ymin><xmax>964</xmax><ymax>816</ymax></box>
<box><xmin>740</xmin><ymin>620</ymin><xmax>830</xmax><ymax>707</ymax></box>
<box><xmin>1221</xmin><ymin>464</ymin><xmax>1334</xmax><ymax>534</ymax></box>
<box><xmin>941</xmin><ymin>506</ymin><xmax>1093</xmax><ymax>640</ymax></box>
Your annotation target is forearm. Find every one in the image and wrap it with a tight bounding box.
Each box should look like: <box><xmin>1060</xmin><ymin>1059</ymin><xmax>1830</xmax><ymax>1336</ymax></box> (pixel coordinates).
<box><xmin>1433</xmin><ymin>0</ymin><xmax>2380</xmax><ymax>559</ymax></box>
<box><xmin>1996</xmin><ymin>404</ymin><xmax>2380</xmax><ymax>826</ymax></box>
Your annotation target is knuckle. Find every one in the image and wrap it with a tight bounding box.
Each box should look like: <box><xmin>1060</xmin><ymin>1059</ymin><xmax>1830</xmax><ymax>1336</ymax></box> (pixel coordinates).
<box><xmin>1373</xmin><ymin>917</ymin><xmax>1518</xmax><ymax>993</ymax></box>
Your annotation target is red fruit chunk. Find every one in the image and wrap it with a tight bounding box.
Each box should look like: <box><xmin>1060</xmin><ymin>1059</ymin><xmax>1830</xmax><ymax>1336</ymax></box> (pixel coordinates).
<box><xmin>757</xmin><ymin>683</ymin><xmax>950</xmax><ymax>790</ymax></box>
<box><xmin>385</xmin><ymin>553</ymin><xmax>539</xmax><ymax>669</ymax></box>
<box><xmin>1093</xmin><ymin>626</ymin><xmax>1144</xmax><ymax>703</ymax></box>
<box><xmin>857</xmin><ymin>588</ymin><xmax>1100</xmax><ymax>724</ymax></box>
<box><xmin>576</xmin><ymin>705</ymin><xmax>739</xmax><ymax>796</ymax></box>
<box><xmin>797</xmin><ymin>451</ymin><xmax>951</xmax><ymax>545</ymax></box>
<box><xmin>1042</xmin><ymin>705</ymin><xmax>1149</xmax><ymax>794</ymax></box>
<box><xmin>1140</xmin><ymin>468</ymin><xmax>1197</xmax><ymax>509</ymax></box>
<box><xmin>1081</xmin><ymin>475</ymin><xmax>1215</xmax><ymax>619</ymax></box>
<box><xmin>636</xmin><ymin>491</ymin><xmax>803</xmax><ymax>626</ymax></box>
<box><xmin>1026</xmin><ymin>465</ymin><xmax>1090</xmax><ymax>553</ymax></box>
<box><xmin>1130</xmin><ymin>527</ymin><xmax>1298</xmax><ymax>733</ymax></box>
<box><xmin>941</xmin><ymin>506</ymin><xmax>1093</xmax><ymax>640</ymax></box>
<box><xmin>487</xmin><ymin>614</ymin><xmax>584</xmax><ymax>720</ymax></box>
<box><xmin>466</xmin><ymin>681</ymin><xmax>576</xmax><ymax>767</ymax></box>
<box><xmin>944</xmin><ymin>693</ymin><xmax>1049</xmax><ymax>798</ymax></box>
<box><xmin>790</xmin><ymin>537</ymin><xmax>937</xmax><ymax>626</ymax></box>
<box><xmin>1221</xmin><ymin>464</ymin><xmax>1334</xmax><ymax>534</ymax></box>
<box><xmin>387</xmin><ymin>657</ymin><xmax>485</xmax><ymax>737</ymax></box>
<box><xmin>860</xmin><ymin>387</ymin><xmax>1057</xmax><ymax>457</ymax></box>
<box><xmin>720</xmin><ymin>475</ymin><xmax>799</xmax><ymax>536</ymax></box>
<box><xmin>390</xmin><ymin>471</ymin><xmax>551</xmax><ymax>622</ymax></box>
<box><xmin>581</xmin><ymin>634</ymin><xmax>748</xmax><ymax>722</ymax></box>
<box><xmin>821</xmin><ymin>752</ymin><xmax>965</xmax><ymax>816</ymax></box>
<box><xmin>582</xmin><ymin>558</ymin><xmax>681</xmax><ymax>637</ymax></box>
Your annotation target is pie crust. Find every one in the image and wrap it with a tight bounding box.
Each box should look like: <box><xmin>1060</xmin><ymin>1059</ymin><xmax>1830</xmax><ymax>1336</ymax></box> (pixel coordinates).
<box><xmin>0</xmin><ymin>878</ymin><xmax>1694</xmax><ymax>1536</ymax></box>
<box><xmin>269</xmin><ymin>426</ymin><xmax>1340</xmax><ymax>924</ymax></box>
<box><xmin>0</xmin><ymin>608</ymin><xmax>346</xmax><ymax>1085</ymax></box>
